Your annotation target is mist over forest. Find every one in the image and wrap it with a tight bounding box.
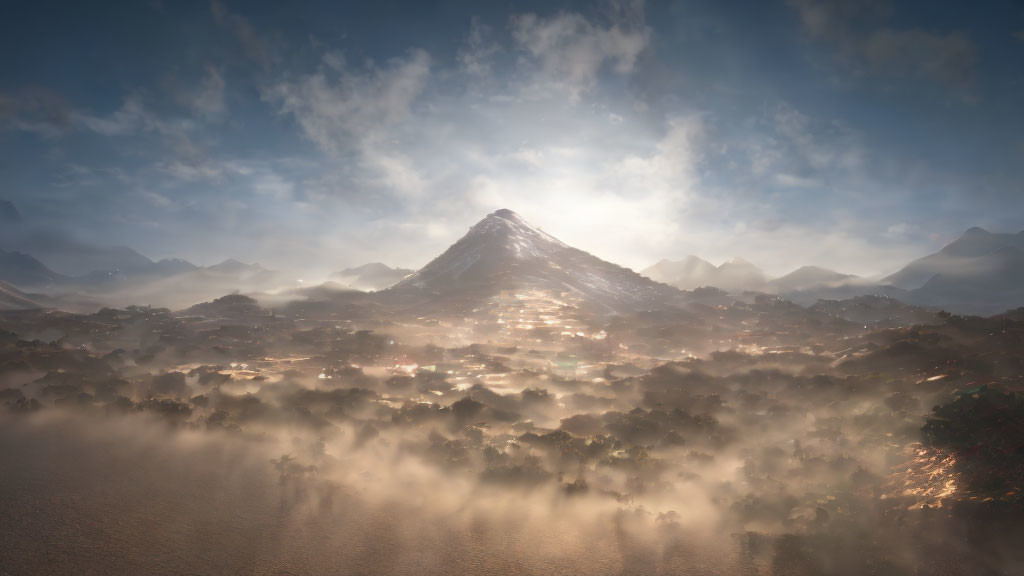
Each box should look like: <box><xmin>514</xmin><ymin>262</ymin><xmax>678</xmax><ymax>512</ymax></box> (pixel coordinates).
<box><xmin>3</xmin><ymin>211</ymin><xmax>1024</xmax><ymax>575</ymax></box>
<box><xmin>3</xmin><ymin>1</ymin><xmax>1024</xmax><ymax>575</ymax></box>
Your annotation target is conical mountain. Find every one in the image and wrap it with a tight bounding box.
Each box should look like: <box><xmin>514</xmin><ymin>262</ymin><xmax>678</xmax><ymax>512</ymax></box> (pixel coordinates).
<box><xmin>641</xmin><ymin>256</ymin><xmax>717</xmax><ymax>289</ymax></box>
<box><xmin>883</xmin><ymin>227</ymin><xmax>1024</xmax><ymax>289</ymax></box>
<box><xmin>0</xmin><ymin>249</ymin><xmax>67</xmax><ymax>288</ymax></box>
<box><xmin>386</xmin><ymin>209</ymin><xmax>682</xmax><ymax>312</ymax></box>
<box><xmin>768</xmin><ymin>265</ymin><xmax>854</xmax><ymax>293</ymax></box>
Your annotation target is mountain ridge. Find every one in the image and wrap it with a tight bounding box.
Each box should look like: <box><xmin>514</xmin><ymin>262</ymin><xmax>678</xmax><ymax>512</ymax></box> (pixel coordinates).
<box><xmin>884</xmin><ymin>227</ymin><xmax>1024</xmax><ymax>289</ymax></box>
<box><xmin>641</xmin><ymin>255</ymin><xmax>766</xmax><ymax>292</ymax></box>
<box><xmin>330</xmin><ymin>263</ymin><xmax>414</xmax><ymax>291</ymax></box>
<box><xmin>386</xmin><ymin>209</ymin><xmax>683</xmax><ymax>312</ymax></box>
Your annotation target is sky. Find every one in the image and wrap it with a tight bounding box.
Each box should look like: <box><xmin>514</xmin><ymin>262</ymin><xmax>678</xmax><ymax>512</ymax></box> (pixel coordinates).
<box><xmin>1</xmin><ymin>0</ymin><xmax>1023</xmax><ymax>278</ymax></box>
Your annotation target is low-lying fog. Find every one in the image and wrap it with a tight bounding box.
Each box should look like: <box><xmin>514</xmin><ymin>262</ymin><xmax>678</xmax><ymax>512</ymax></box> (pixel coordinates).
<box><xmin>1</xmin><ymin>295</ymin><xmax>1022</xmax><ymax>575</ymax></box>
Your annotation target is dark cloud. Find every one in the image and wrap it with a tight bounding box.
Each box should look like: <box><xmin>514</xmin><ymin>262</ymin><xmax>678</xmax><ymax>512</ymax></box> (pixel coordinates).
<box><xmin>0</xmin><ymin>87</ymin><xmax>75</xmax><ymax>138</ymax></box>
<box><xmin>787</xmin><ymin>0</ymin><xmax>977</xmax><ymax>101</ymax></box>
<box><xmin>210</xmin><ymin>0</ymin><xmax>276</xmax><ymax>68</ymax></box>
<box><xmin>190</xmin><ymin>67</ymin><xmax>226</xmax><ymax>121</ymax></box>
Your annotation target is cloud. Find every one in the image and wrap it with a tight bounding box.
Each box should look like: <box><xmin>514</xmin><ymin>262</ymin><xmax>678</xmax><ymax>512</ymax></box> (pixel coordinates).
<box><xmin>52</xmin><ymin>164</ymin><xmax>132</xmax><ymax>189</ymax></box>
<box><xmin>504</xmin><ymin>147</ymin><xmax>545</xmax><ymax>170</ymax></box>
<box><xmin>191</xmin><ymin>67</ymin><xmax>226</xmax><ymax>121</ymax></box>
<box><xmin>73</xmin><ymin>96</ymin><xmax>209</xmax><ymax>179</ymax></box>
<box><xmin>156</xmin><ymin>160</ymin><xmax>226</xmax><ymax>182</ymax></box>
<box><xmin>859</xmin><ymin>29</ymin><xmax>975</xmax><ymax>98</ymax></box>
<box><xmin>74</xmin><ymin>96</ymin><xmax>152</xmax><ymax>135</ymax></box>
<box><xmin>0</xmin><ymin>88</ymin><xmax>74</xmax><ymax>138</ymax></box>
<box><xmin>252</xmin><ymin>24</ymin><xmax>886</xmax><ymax>276</ymax></box>
<box><xmin>884</xmin><ymin>221</ymin><xmax>913</xmax><ymax>240</ymax></box>
<box><xmin>772</xmin><ymin>102</ymin><xmax>862</xmax><ymax>172</ymax></box>
<box><xmin>264</xmin><ymin>50</ymin><xmax>430</xmax><ymax>153</ymax></box>
<box><xmin>735</xmin><ymin>102</ymin><xmax>864</xmax><ymax>202</ymax></box>
<box><xmin>787</xmin><ymin>0</ymin><xmax>892</xmax><ymax>39</ymax></box>
<box><xmin>1</xmin><ymin>1</ymin><xmax>990</xmax><ymax>279</ymax></box>
<box><xmin>263</xmin><ymin>49</ymin><xmax>432</xmax><ymax>198</ymax></box>
<box><xmin>73</xmin><ymin>95</ymin><xmax>197</xmax><ymax>139</ymax></box>
<box><xmin>210</xmin><ymin>0</ymin><xmax>273</xmax><ymax>67</ymax></box>
<box><xmin>139</xmin><ymin>189</ymin><xmax>172</xmax><ymax>208</ymax></box>
<box><xmin>457</xmin><ymin>115</ymin><xmax>706</xmax><ymax>268</ymax></box>
<box><xmin>610</xmin><ymin>115</ymin><xmax>704</xmax><ymax>198</ymax></box>
<box><xmin>510</xmin><ymin>1</ymin><xmax>650</xmax><ymax>102</ymax></box>
<box><xmin>3</xmin><ymin>85</ymin><xmax>211</xmax><ymax>149</ymax></box>
<box><xmin>155</xmin><ymin>157</ymin><xmax>294</xmax><ymax>200</ymax></box>
<box><xmin>787</xmin><ymin>0</ymin><xmax>977</xmax><ymax>101</ymax></box>
<box><xmin>457</xmin><ymin>17</ymin><xmax>500</xmax><ymax>78</ymax></box>
<box><xmin>773</xmin><ymin>173</ymin><xmax>819</xmax><ymax>188</ymax></box>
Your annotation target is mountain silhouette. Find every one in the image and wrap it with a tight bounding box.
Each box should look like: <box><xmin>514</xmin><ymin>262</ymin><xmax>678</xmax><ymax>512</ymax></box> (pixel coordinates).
<box><xmin>386</xmin><ymin>209</ymin><xmax>682</xmax><ymax>312</ymax></box>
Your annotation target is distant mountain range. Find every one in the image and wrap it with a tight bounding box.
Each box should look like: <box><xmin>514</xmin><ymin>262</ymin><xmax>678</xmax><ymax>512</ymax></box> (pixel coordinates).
<box><xmin>894</xmin><ymin>228</ymin><xmax>1024</xmax><ymax>315</ymax></box>
<box><xmin>41</xmin><ymin>244</ymin><xmax>159</xmax><ymax>278</ymax></box>
<box><xmin>385</xmin><ymin>209</ymin><xmax>683</xmax><ymax>313</ymax></box>
<box><xmin>884</xmin><ymin>227</ymin><xmax>1024</xmax><ymax>289</ymax></box>
<box><xmin>778</xmin><ymin>227</ymin><xmax>1024</xmax><ymax>314</ymax></box>
<box><xmin>330</xmin><ymin>263</ymin><xmax>413</xmax><ymax>291</ymax></box>
<box><xmin>642</xmin><ymin>257</ymin><xmax>861</xmax><ymax>294</ymax></box>
<box><xmin>0</xmin><ymin>249</ymin><xmax>270</xmax><ymax>288</ymax></box>
<box><xmin>767</xmin><ymin>266</ymin><xmax>855</xmax><ymax>293</ymax></box>
<box><xmin>641</xmin><ymin>256</ymin><xmax>765</xmax><ymax>292</ymax></box>
<box><xmin>0</xmin><ymin>280</ymin><xmax>44</xmax><ymax>311</ymax></box>
<box><xmin>0</xmin><ymin>243</ymin><xmax>284</xmax><ymax>310</ymax></box>
<box><xmin>0</xmin><ymin>249</ymin><xmax>67</xmax><ymax>288</ymax></box>
<box><xmin>644</xmin><ymin>226</ymin><xmax>1024</xmax><ymax>315</ymax></box>
<box><xmin>2</xmin><ymin>196</ymin><xmax>1023</xmax><ymax>316</ymax></box>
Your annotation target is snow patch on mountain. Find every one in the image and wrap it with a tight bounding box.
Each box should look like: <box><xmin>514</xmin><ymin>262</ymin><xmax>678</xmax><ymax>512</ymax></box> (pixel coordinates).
<box><xmin>389</xmin><ymin>209</ymin><xmax>683</xmax><ymax>312</ymax></box>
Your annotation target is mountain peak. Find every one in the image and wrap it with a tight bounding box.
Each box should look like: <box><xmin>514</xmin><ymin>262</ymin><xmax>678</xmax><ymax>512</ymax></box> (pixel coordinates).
<box><xmin>474</xmin><ymin>209</ymin><xmax>534</xmax><ymax>232</ymax></box>
<box><xmin>339</xmin><ymin>262</ymin><xmax>398</xmax><ymax>275</ymax></box>
<box><xmin>792</xmin><ymin>265</ymin><xmax>830</xmax><ymax>273</ymax></box>
<box><xmin>331</xmin><ymin>262</ymin><xmax>413</xmax><ymax>291</ymax></box>
<box><xmin>474</xmin><ymin>208</ymin><xmax>529</xmax><ymax>230</ymax></box>
<box><xmin>388</xmin><ymin>209</ymin><xmax>681</xmax><ymax>312</ymax></box>
<box><xmin>641</xmin><ymin>255</ymin><xmax>765</xmax><ymax>292</ymax></box>
<box><xmin>208</xmin><ymin>258</ymin><xmax>266</xmax><ymax>274</ymax></box>
<box><xmin>721</xmin><ymin>257</ymin><xmax>757</xmax><ymax>269</ymax></box>
<box><xmin>779</xmin><ymin>265</ymin><xmax>851</xmax><ymax>280</ymax></box>
<box><xmin>768</xmin><ymin>265</ymin><xmax>854</xmax><ymax>293</ymax></box>
<box><xmin>464</xmin><ymin>209</ymin><xmax>567</xmax><ymax>257</ymax></box>
<box><xmin>885</xmin><ymin>226</ymin><xmax>1024</xmax><ymax>290</ymax></box>
<box><xmin>490</xmin><ymin>208</ymin><xmax>519</xmax><ymax>219</ymax></box>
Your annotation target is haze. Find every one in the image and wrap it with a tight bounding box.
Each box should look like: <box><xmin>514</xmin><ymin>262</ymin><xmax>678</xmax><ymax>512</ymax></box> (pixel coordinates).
<box><xmin>2</xmin><ymin>2</ymin><xmax>1024</xmax><ymax>576</ymax></box>
<box><xmin>2</xmin><ymin>1</ymin><xmax>1023</xmax><ymax>277</ymax></box>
